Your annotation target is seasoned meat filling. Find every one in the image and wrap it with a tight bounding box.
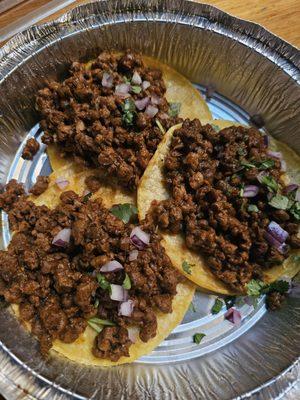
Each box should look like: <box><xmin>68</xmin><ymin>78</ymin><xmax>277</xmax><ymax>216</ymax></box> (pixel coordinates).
<box><xmin>22</xmin><ymin>138</ymin><xmax>40</xmax><ymax>160</ymax></box>
<box><xmin>29</xmin><ymin>176</ymin><xmax>50</xmax><ymax>196</ymax></box>
<box><xmin>149</xmin><ymin>119</ymin><xmax>300</xmax><ymax>292</ymax></box>
<box><xmin>0</xmin><ymin>180</ymin><xmax>181</xmax><ymax>360</ymax></box>
<box><xmin>36</xmin><ymin>51</ymin><xmax>180</xmax><ymax>190</ymax></box>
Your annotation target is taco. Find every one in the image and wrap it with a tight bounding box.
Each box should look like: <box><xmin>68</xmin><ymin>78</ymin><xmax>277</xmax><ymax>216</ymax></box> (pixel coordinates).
<box><xmin>0</xmin><ymin>172</ymin><xmax>195</xmax><ymax>366</ymax></box>
<box><xmin>138</xmin><ymin>119</ymin><xmax>300</xmax><ymax>295</ymax></box>
<box><xmin>36</xmin><ymin>50</ymin><xmax>211</xmax><ymax>182</ymax></box>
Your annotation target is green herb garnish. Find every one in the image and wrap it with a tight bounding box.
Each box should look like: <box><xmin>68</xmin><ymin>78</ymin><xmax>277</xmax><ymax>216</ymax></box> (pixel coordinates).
<box><xmin>241</xmin><ymin>160</ymin><xmax>256</xmax><ymax>169</ymax></box>
<box><xmin>88</xmin><ymin>320</ymin><xmax>103</xmax><ymax>333</ymax></box>
<box><xmin>83</xmin><ymin>191</ymin><xmax>92</xmax><ymax>203</ymax></box>
<box><xmin>290</xmin><ymin>201</ymin><xmax>300</xmax><ymax>220</ymax></box>
<box><xmin>122</xmin><ymin>273</ymin><xmax>131</xmax><ymax>290</ymax></box>
<box><xmin>94</xmin><ymin>298</ymin><xmax>100</xmax><ymax>309</ymax></box>
<box><xmin>122</xmin><ymin>98</ymin><xmax>136</xmax><ymax>126</ymax></box>
<box><xmin>131</xmin><ymin>85</ymin><xmax>142</xmax><ymax>94</ymax></box>
<box><xmin>193</xmin><ymin>333</ymin><xmax>206</xmax><ymax>344</ymax></box>
<box><xmin>182</xmin><ymin>260</ymin><xmax>193</xmax><ymax>275</ymax></box>
<box><xmin>168</xmin><ymin>102</ymin><xmax>181</xmax><ymax>117</ymax></box>
<box><xmin>259</xmin><ymin>175</ymin><xmax>278</xmax><ymax>192</ymax></box>
<box><xmin>258</xmin><ymin>159</ymin><xmax>275</xmax><ymax>170</ymax></box>
<box><xmin>89</xmin><ymin>317</ymin><xmax>115</xmax><ymax>326</ymax></box>
<box><xmin>123</xmin><ymin>76</ymin><xmax>131</xmax><ymax>84</ymax></box>
<box><xmin>224</xmin><ymin>296</ymin><xmax>236</xmax><ymax>310</ymax></box>
<box><xmin>155</xmin><ymin>119</ymin><xmax>165</xmax><ymax>134</ymax></box>
<box><xmin>268</xmin><ymin>194</ymin><xmax>289</xmax><ymax>210</ymax></box>
<box><xmin>110</xmin><ymin>203</ymin><xmax>138</xmax><ymax>223</ymax></box>
<box><xmin>261</xmin><ymin>280</ymin><xmax>289</xmax><ymax>295</ymax></box>
<box><xmin>239</xmin><ymin>183</ymin><xmax>245</xmax><ymax>197</ymax></box>
<box><xmin>211</xmin><ymin>298</ymin><xmax>223</xmax><ymax>314</ymax></box>
<box><xmin>246</xmin><ymin>279</ymin><xmax>265</xmax><ymax>296</ymax></box>
<box><xmin>248</xmin><ymin>204</ymin><xmax>259</xmax><ymax>212</ymax></box>
<box><xmin>97</xmin><ymin>273</ymin><xmax>111</xmax><ymax>292</ymax></box>
<box><xmin>293</xmin><ymin>255</ymin><xmax>300</xmax><ymax>263</ymax></box>
<box><xmin>211</xmin><ymin>124</ymin><xmax>220</xmax><ymax>132</ymax></box>
<box><xmin>237</xmin><ymin>148</ymin><xmax>247</xmax><ymax>157</ymax></box>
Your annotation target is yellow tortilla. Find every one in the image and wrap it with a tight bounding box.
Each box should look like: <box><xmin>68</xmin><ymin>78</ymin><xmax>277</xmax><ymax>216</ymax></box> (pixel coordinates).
<box><xmin>47</xmin><ymin>53</ymin><xmax>212</xmax><ymax>172</ymax></box>
<box><xmin>137</xmin><ymin>121</ymin><xmax>300</xmax><ymax>294</ymax></box>
<box><xmin>12</xmin><ymin>166</ymin><xmax>195</xmax><ymax>365</ymax></box>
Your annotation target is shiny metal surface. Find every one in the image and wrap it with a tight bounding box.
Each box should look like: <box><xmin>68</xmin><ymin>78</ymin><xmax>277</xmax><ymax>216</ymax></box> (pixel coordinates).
<box><xmin>0</xmin><ymin>1</ymin><xmax>299</xmax><ymax>399</ymax></box>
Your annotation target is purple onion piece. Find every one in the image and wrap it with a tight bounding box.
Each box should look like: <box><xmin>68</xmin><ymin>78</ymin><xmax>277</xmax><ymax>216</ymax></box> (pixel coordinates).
<box><xmin>225</xmin><ymin>308</ymin><xmax>241</xmax><ymax>326</ymax></box>
<box><xmin>243</xmin><ymin>185</ymin><xmax>259</xmax><ymax>198</ymax></box>
<box><xmin>118</xmin><ymin>299</ymin><xmax>134</xmax><ymax>316</ymax></box>
<box><xmin>115</xmin><ymin>83</ymin><xmax>130</xmax><ymax>97</ymax></box>
<box><xmin>280</xmin><ymin>159</ymin><xmax>287</xmax><ymax>172</ymax></box>
<box><xmin>145</xmin><ymin>104</ymin><xmax>158</xmax><ymax>118</ymax></box>
<box><xmin>283</xmin><ymin>184</ymin><xmax>298</xmax><ymax>194</ymax></box>
<box><xmin>130</xmin><ymin>227</ymin><xmax>150</xmax><ymax>250</ymax></box>
<box><xmin>55</xmin><ymin>177</ymin><xmax>70</xmax><ymax>190</ymax></box>
<box><xmin>110</xmin><ymin>284</ymin><xmax>128</xmax><ymax>302</ymax></box>
<box><xmin>131</xmin><ymin>71</ymin><xmax>142</xmax><ymax>85</ymax></box>
<box><xmin>129</xmin><ymin>249</ymin><xmax>139</xmax><ymax>261</ymax></box>
<box><xmin>128</xmin><ymin>327</ymin><xmax>138</xmax><ymax>343</ymax></box>
<box><xmin>267</xmin><ymin>221</ymin><xmax>289</xmax><ymax>243</ymax></box>
<box><xmin>267</xmin><ymin>150</ymin><xmax>282</xmax><ymax>159</ymax></box>
<box><xmin>264</xmin><ymin>231</ymin><xmax>288</xmax><ymax>254</ymax></box>
<box><xmin>134</xmin><ymin>96</ymin><xmax>150</xmax><ymax>111</ymax></box>
<box><xmin>142</xmin><ymin>80</ymin><xmax>150</xmax><ymax>90</ymax></box>
<box><xmin>102</xmin><ymin>72</ymin><xmax>113</xmax><ymax>88</ymax></box>
<box><xmin>100</xmin><ymin>260</ymin><xmax>124</xmax><ymax>273</ymax></box>
<box><xmin>151</xmin><ymin>94</ymin><xmax>161</xmax><ymax>105</ymax></box>
<box><xmin>52</xmin><ymin>228</ymin><xmax>71</xmax><ymax>247</ymax></box>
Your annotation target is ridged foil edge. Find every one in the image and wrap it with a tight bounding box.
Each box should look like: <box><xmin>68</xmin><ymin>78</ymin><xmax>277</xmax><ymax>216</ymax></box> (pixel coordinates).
<box><xmin>0</xmin><ymin>1</ymin><xmax>299</xmax><ymax>399</ymax></box>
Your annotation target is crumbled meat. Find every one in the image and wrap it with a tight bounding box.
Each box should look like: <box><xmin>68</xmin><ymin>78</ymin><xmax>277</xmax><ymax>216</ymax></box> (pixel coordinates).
<box><xmin>36</xmin><ymin>50</ymin><xmax>181</xmax><ymax>191</ymax></box>
<box><xmin>266</xmin><ymin>291</ymin><xmax>286</xmax><ymax>310</ymax></box>
<box><xmin>149</xmin><ymin>119</ymin><xmax>300</xmax><ymax>292</ymax></box>
<box><xmin>84</xmin><ymin>175</ymin><xmax>101</xmax><ymax>193</ymax></box>
<box><xmin>0</xmin><ymin>180</ymin><xmax>181</xmax><ymax>361</ymax></box>
<box><xmin>22</xmin><ymin>138</ymin><xmax>40</xmax><ymax>160</ymax></box>
<box><xmin>29</xmin><ymin>176</ymin><xmax>50</xmax><ymax>196</ymax></box>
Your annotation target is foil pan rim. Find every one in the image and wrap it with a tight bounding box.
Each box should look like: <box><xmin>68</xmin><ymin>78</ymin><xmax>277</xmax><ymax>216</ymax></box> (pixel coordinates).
<box><xmin>0</xmin><ymin>1</ymin><xmax>299</xmax><ymax>399</ymax></box>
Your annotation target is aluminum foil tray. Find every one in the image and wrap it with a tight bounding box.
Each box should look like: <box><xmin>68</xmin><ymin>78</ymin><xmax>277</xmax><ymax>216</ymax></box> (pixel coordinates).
<box><xmin>0</xmin><ymin>1</ymin><xmax>299</xmax><ymax>399</ymax></box>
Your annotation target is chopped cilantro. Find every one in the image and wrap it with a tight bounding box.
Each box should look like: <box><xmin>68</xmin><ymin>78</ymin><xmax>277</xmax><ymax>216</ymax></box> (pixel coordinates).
<box><xmin>82</xmin><ymin>191</ymin><xmax>92</xmax><ymax>202</ymax></box>
<box><xmin>224</xmin><ymin>296</ymin><xmax>236</xmax><ymax>310</ymax></box>
<box><xmin>259</xmin><ymin>175</ymin><xmax>278</xmax><ymax>192</ymax></box>
<box><xmin>246</xmin><ymin>279</ymin><xmax>265</xmax><ymax>296</ymax></box>
<box><xmin>211</xmin><ymin>298</ymin><xmax>223</xmax><ymax>314</ymax></box>
<box><xmin>262</xmin><ymin>280</ymin><xmax>289</xmax><ymax>295</ymax></box>
<box><xmin>122</xmin><ymin>98</ymin><xmax>136</xmax><ymax>126</ymax></box>
<box><xmin>89</xmin><ymin>317</ymin><xmax>115</xmax><ymax>326</ymax></box>
<box><xmin>268</xmin><ymin>194</ymin><xmax>289</xmax><ymax>210</ymax></box>
<box><xmin>155</xmin><ymin>119</ymin><xmax>165</xmax><ymax>134</ymax></box>
<box><xmin>193</xmin><ymin>333</ymin><xmax>206</xmax><ymax>344</ymax></box>
<box><xmin>289</xmin><ymin>201</ymin><xmax>300</xmax><ymax>220</ymax></box>
<box><xmin>248</xmin><ymin>204</ymin><xmax>259</xmax><ymax>212</ymax></box>
<box><xmin>131</xmin><ymin>85</ymin><xmax>142</xmax><ymax>94</ymax></box>
<box><xmin>258</xmin><ymin>159</ymin><xmax>275</xmax><ymax>170</ymax></box>
<box><xmin>97</xmin><ymin>273</ymin><xmax>111</xmax><ymax>292</ymax></box>
<box><xmin>211</xmin><ymin>124</ymin><xmax>220</xmax><ymax>132</ymax></box>
<box><xmin>293</xmin><ymin>255</ymin><xmax>300</xmax><ymax>263</ymax></box>
<box><xmin>239</xmin><ymin>183</ymin><xmax>245</xmax><ymax>197</ymax></box>
<box><xmin>123</xmin><ymin>76</ymin><xmax>131</xmax><ymax>84</ymax></box>
<box><xmin>88</xmin><ymin>320</ymin><xmax>103</xmax><ymax>333</ymax></box>
<box><xmin>189</xmin><ymin>302</ymin><xmax>197</xmax><ymax>312</ymax></box>
<box><xmin>241</xmin><ymin>160</ymin><xmax>256</xmax><ymax>169</ymax></box>
<box><xmin>94</xmin><ymin>298</ymin><xmax>100</xmax><ymax>309</ymax></box>
<box><xmin>168</xmin><ymin>102</ymin><xmax>181</xmax><ymax>117</ymax></box>
<box><xmin>110</xmin><ymin>203</ymin><xmax>138</xmax><ymax>223</ymax></box>
<box><xmin>182</xmin><ymin>260</ymin><xmax>194</xmax><ymax>275</ymax></box>
<box><xmin>122</xmin><ymin>273</ymin><xmax>131</xmax><ymax>290</ymax></box>
<box><xmin>237</xmin><ymin>148</ymin><xmax>247</xmax><ymax>157</ymax></box>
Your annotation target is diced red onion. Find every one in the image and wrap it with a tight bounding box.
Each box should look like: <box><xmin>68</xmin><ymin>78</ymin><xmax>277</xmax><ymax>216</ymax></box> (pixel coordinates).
<box><xmin>225</xmin><ymin>308</ymin><xmax>241</xmax><ymax>326</ymax></box>
<box><xmin>283</xmin><ymin>184</ymin><xmax>298</xmax><ymax>194</ymax></box>
<box><xmin>295</xmin><ymin>188</ymin><xmax>300</xmax><ymax>202</ymax></box>
<box><xmin>264</xmin><ymin>231</ymin><xmax>288</xmax><ymax>254</ymax></box>
<box><xmin>151</xmin><ymin>94</ymin><xmax>161</xmax><ymax>105</ymax></box>
<box><xmin>128</xmin><ymin>327</ymin><xmax>138</xmax><ymax>343</ymax></box>
<box><xmin>134</xmin><ymin>96</ymin><xmax>150</xmax><ymax>111</ymax></box>
<box><xmin>110</xmin><ymin>284</ymin><xmax>128</xmax><ymax>302</ymax></box>
<box><xmin>132</xmin><ymin>71</ymin><xmax>142</xmax><ymax>85</ymax></box>
<box><xmin>55</xmin><ymin>177</ymin><xmax>69</xmax><ymax>190</ymax></box>
<box><xmin>267</xmin><ymin>221</ymin><xmax>289</xmax><ymax>243</ymax></box>
<box><xmin>263</xmin><ymin>135</ymin><xmax>269</xmax><ymax>147</ymax></box>
<box><xmin>130</xmin><ymin>227</ymin><xmax>150</xmax><ymax>250</ymax></box>
<box><xmin>52</xmin><ymin>228</ymin><xmax>71</xmax><ymax>247</ymax></box>
<box><xmin>118</xmin><ymin>299</ymin><xmax>134</xmax><ymax>316</ymax></box>
<box><xmin>115</xmin><ymin>83</ymin><xmax>130</xmax><ymax>98</ymax></box>
<box><xmin>243</xmin><ymin>185</ymin><xmax>259</xmax><ymax>198</ymax></box>
<box><xmin>100</xmin><ymin>260</ymin><xmax>124</xmax><ymax>273</ymax></box>
<box><xmin>101</xmin><ymin>72</ymin><xmax>113</xmax><ymax>88</ymax></box>
<box><xmin>280</xmin><ymin>160</ymin><xmax>287</xmax><ymax>172</ymax></box>
<box><xmin>142</xmin><ymin>80</ymin><xmax>150</xmax><ymax>90</ymax></box>
<box><xmin>129</xmin><ymin>250</ymin><xmax>139</xmax><ymax>261</ymax></box>
<box><xmin>267</xmin><ymin>151</ymin><xmax>282</xmax><ymax>159</ymax></box>
<box><xmin>257</xmin><ymin>171</ymin><xmax>268</xmax><ymax>183</ymax></box>
<box><xmin>145</xmin><ymin>104</ymin><xmax>158</xmax><ymax>118</ymax></box>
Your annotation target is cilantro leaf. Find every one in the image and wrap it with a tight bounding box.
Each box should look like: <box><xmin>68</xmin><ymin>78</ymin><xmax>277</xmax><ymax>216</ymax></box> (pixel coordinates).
<box><xmin>262</xmin><ymin>280</ymin><xmax>289</xmax><ymax>295</ymax></box>
<box><xmin>110</xmin><ymin>203</ymin><xmax>138</xmax><ymax>223</ymax></box>
<box><xmin>87</xmin><ymin>321</ymin><xmax>103</xmax><ymax>333</ymax></box>
<box><xmin>238</xmin><ymin>148</ymin><xmax>247</xmax><ymax>157</ymax></box>
<box><xmin>89</xmin><ymin>317</ymin><xmax>115</xmax><ymax>326</ymax></box>
<box><xmin>168</xmin><ymin>102</ymin><xmax>181</xmax><ymax>117</ymax></box>
<box><xmin>155</xmin><ymin>119</ymin><xmax>165</xmax><ymax>134</ymax></box>
<box><xmin>246</xmin><ymin>279</ymin><xmax>265</xmax><ymax>296</ymax></box>
<box><xmin>211</xmin><ymin>298</ymin><xmax>223</xmax><ymax>314</ymax></box>
<box><xmin>182</xmin><ymin>260</ymin><xmax>193</xmax><ymax>275</ymax></box>
<box><xmin>241</xmin><ymin>160</ymin><xmax>256</xmax><ymax>169</ymax></box>
<box><xmin>258</xmin><ymin>159</ymin><xmax>275</xmax><ymax>170</ymax></box>
<box><xmin>193</xmin><ymin>333</ymin><xmax>206</xmax><ymax>344</ymax></box>
<box><xmin>122</xmin><ymin>98</ymin><xmax>136</xmax><ymax>126</ymax></box>
<box><xmin>259</xmin><ymin>175</ymin><xmax>278</xmax><ymax>192</ymax></box>
<box><xmin>290</xmin><ymin>201</ymin><xmax>300</xmax><ymax>220</ymax></box>
<box><xmin>122</xmin><ymin>273</ymin><xmax>131</xmax><ymax>290</ymax></box>
<box><xmin>131</xmin><ymin>85</ymin><xmax>142</xmax><ymax>94</ymax></box>
<box><xmin>248</xmin><ymin>204</ymin><xmax>259</xmax><ymax>212</ymax></box>
<box><xmin>269</xmin><ymin>194</ymin><xmax>289</xmax><ymax>210</ymax></box>
<box><xmin>94</xmin><ymin>298</ymin><xmax>100</xmax><ymax>309</ymax></box>
<box><xmin>83</xmin><ymin>191</ymin><xmax>92</xmax><ymax>203</ymax></box>
<box><xmin>97</xmin><ymin>273</ymin><xmax>111</xmax><ymax>292</ymax></box>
